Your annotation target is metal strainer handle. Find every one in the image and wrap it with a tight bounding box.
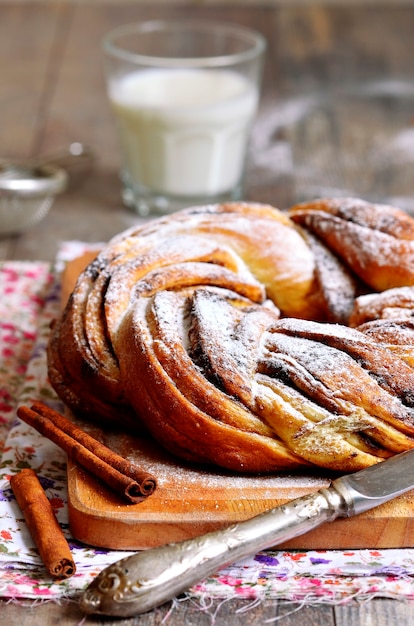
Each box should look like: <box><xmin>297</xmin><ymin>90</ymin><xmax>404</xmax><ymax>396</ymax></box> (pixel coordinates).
<box><xmin>0</xmin><ymin>143</ymin><xmax>94</xmax><ymax>197</ymax></box>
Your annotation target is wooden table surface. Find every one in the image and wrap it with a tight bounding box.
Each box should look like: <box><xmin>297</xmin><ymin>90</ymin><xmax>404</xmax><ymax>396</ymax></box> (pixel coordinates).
<box><xmin>1</xmin><ymin>2</ymin><xmax>414</xmax><ymax>624</ymax></box>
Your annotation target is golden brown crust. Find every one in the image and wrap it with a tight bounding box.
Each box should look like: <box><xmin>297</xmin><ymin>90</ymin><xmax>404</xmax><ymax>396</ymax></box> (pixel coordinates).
<box><xmin>348</xmin><ymin>286</ymin><xmax>414</xmax><ymax>368</ymax></box>
<box><xmin>288</xmin><ymin>197</ymin><xmax>414</xmax><ymax>291</ymax></box>
<box><xmin>47</xmin><ymin>199</ymin><xmax>414</xmax><ymax>473</ymax></box>
<box><xmin>47</xmin><ymin>202</ymin><xmax>320</xmax><ymax>425</ymax></box>
<box><xmin>116</xmin><ymin>290</ymin><xmax>414</xmax><ymax>472</ymax></box>
<box><xmin>350</xmin><ymin>286</ymin><xmax>414</xmax><ymax>327</ymax></box>
<box><xmin>355</xmin><ymin>319</ymin><xmax>414</xmax><ymax>368</ymax></box>
<box><xmin>294</xmin><ymin>227</ymin><xmax>362</xmax><ymax>325</ymax></box>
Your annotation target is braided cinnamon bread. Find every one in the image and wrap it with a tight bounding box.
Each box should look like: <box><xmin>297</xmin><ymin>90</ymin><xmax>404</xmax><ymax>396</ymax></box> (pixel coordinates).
<box><xmin>47</xmin><ymin>199</ymin><xmax>414</xmax><ymax>473</ymax></box>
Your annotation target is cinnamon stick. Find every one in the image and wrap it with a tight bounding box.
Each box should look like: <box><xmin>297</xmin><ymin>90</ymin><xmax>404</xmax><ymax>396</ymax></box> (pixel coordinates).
<box><xmin>10</xmin><ymin>468</ymin><xmax>76</xmax><ymax>579</ymax></box>
<box><xmin>32</xmin><ymin>401</ymin><xmax>157</xmax><ymax>496</ymax></box>
<box><xmin>17</xmin><ymin>403</ymin><xmax>157</xmax><ymax>503</ymax></box>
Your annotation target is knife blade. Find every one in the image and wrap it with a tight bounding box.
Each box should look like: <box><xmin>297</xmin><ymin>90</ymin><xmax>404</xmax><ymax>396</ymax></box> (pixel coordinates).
<box><xmin>79</xmin><ymin>448</ymin><xmax>414</xmax><ymax>617</ymax></box>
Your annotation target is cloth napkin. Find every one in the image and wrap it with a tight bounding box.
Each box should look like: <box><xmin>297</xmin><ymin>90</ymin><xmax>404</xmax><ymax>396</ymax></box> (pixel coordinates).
<box><xmin>0</xmin><ymin>244</ymin><xmax>414</xmax><ymax>605</ymax></box>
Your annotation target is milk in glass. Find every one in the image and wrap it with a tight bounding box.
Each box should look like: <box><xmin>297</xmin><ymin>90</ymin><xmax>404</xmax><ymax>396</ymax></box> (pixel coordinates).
<box><xmin>108</xmin><ymin>68</ymin><xmax>258</xmax><ymax>197</ymax></box>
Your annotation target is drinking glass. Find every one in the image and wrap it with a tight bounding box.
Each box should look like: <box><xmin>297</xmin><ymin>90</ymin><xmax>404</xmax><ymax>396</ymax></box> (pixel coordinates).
<box><xmin>102</xmin><ymin>20</ymin><xmax>266</xmax><ymax>215</ymax></box>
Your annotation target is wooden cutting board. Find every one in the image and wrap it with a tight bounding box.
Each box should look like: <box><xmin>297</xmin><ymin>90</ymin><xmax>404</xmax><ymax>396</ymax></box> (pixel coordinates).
<box><xmin>63</xmin><ymin>254</ymin><xmax>414</xmax><ymax>550</ymax></box>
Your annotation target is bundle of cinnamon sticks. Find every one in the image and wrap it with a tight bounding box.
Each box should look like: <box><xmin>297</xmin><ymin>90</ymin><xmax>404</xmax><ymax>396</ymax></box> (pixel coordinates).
<box><xmin>17</xmin><ymin>401</ymin><xmax>157</xmax><ymax>503</ymax></box>
<box><xmin>11</xmin><ymin>401</ymin><xmax>158</xmax><ymax>580</ymax></box>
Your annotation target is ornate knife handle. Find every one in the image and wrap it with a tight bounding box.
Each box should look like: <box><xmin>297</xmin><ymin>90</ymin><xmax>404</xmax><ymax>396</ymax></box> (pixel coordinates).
<box><xmin>80</xmin><ymin>486</ymin><xmax>346</xmax><ymax>617</ymax></box>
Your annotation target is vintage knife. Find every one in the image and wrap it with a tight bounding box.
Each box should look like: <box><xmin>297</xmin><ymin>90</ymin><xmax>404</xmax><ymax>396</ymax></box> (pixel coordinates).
<box><xmin>80</xmin><ymin>448</ymin><xmax>414</xmax><ymax>617</ymax></box>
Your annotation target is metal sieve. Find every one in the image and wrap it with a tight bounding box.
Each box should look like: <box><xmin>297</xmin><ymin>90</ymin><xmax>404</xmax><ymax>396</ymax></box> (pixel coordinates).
<box><xmin>0</xmin><ymin>143</ymin><xmax>93</xmax><ymax>236</ymax></box>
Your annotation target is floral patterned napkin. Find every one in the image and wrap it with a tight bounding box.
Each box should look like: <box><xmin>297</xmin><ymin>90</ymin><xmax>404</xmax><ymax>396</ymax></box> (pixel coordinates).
<box><xmin>1</xmin><ymin>246</ymin><xmax>414</xmax><ymax>605</ymax></box>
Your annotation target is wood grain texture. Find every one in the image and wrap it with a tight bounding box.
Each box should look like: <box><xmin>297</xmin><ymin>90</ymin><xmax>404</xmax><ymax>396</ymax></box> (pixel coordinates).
<box><xmin>67</xmin><ymin>436</ymin><xmax>414</xmax><ymax>551</ymax></box>
<box><xmin>1</xmin><ymin>595</ymin><xmax>412</xmax><ymax>626</ymax></box>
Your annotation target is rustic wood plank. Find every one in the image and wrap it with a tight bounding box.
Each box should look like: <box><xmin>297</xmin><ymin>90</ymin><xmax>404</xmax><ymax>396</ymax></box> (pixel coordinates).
<box><xmin>0</xmin><ymin>2</ymin><xmax>76</xmax><ymax>261</ymax></box>
<box><xmin>0</xmin><ymin>598</ymin><xmax>173</xmax><ymax>625</ymax></box>
<box><xmin>335</xmin><ymin>598</ymin><xmax>414</xmax><ymax>626</ymax></box>
<box><xmin>0</xmin><ymin>596</ymin><xmax>281</xmax><ymax>625</ymax></box>
<box><xmin>277</xmin><ymin>602</ymin><xmax>335</xmax><ymax>625</ymax></box>
<box><xmin>0</xmin><ymin>3</ymin><xmax>70</xmax><ymax>160</ymax></box>
<box><xmin>6</xmin><ymin>596</ymin><xmax>413</xmax><ymax>626</ymax></box>
<box><xmin>275</xmin><ymin>5</ymin><xmax>414</xmax><ymax>93</ymax></box>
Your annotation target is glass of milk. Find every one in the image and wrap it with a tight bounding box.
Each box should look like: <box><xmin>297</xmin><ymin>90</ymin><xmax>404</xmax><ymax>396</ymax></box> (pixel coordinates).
<box><xmin>102</xmin><ymin>20</ymin><xmax>266</xmax><ymax>215</ymax></box>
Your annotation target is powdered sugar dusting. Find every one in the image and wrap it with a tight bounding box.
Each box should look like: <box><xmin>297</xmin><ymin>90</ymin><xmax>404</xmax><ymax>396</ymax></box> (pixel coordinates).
<box><xmin>49</xmin><ymin>201</ymin><xmax>414</xmax><ymax>477</ymax></box>
<box><xmin>103</xmin><ymin>430</ymin><xmax>329</xmax><ymax>497</ymax></box>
